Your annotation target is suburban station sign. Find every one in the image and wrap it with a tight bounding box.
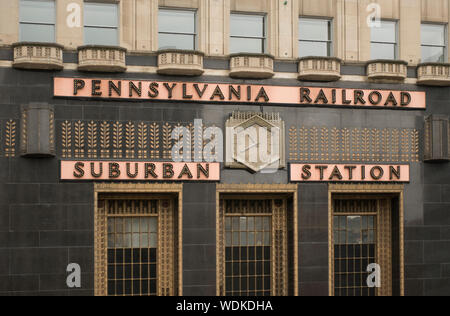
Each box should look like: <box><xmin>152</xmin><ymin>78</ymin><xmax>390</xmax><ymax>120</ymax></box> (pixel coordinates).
<box><xmin>61</xmin><ymin>161</ymin><xmax>220</xmax><ymax>181</ymax></box>
<box><xmin>54</xmin><ymin>77</ymin><xmax>426</xmax><ymax>109</ymax></box>
<box><xmin>290</xmin><ymin>164</ymin><xmax>410</xmax><ymax>182</ymax></box>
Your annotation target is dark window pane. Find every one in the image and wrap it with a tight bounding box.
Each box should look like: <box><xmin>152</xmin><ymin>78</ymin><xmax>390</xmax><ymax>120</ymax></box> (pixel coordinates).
<box><xmin>133</xmin><ymin>280</ymin><xmax>141</xmax><ymax>295</ymax></box>
<box><xmin>133</xmin><ymin>264</ymin><xmax>140</xmax><ymax>278</ymax></box>
<box><xmin>124</xmin><ymin>264</ymin><xmax>132</xmax><ymax>279</ymax></box>
<box><xmin>116</xmin><ymin>249</ymin><xmax>124</xmax><ymax>263</ymax></box>
<box><xmin>141</xmin><ymin>280</ymin><xmax>149</xmax><ymax>295</ymax></box>
<box><xmin>108</xmin><ymin>280</ymin><xmax>115</xmax><ymax>295</ymax></box>
<box><xmin>116</xmin><ymin>281</ymin><xmax>123</xmax><ymax>295</ymax></box>
<box><xmin>116</xmin><ymin>265</ymin><xmax>124</xmax><ymax>279</ymax></box>
<box><xmin>141</xmin><ymin>249</ymin><xmax>149</xmax><ymax>263</ymax></box>
<box><xmin>150</xmin><ymin>264</ymin><xmax>157</xmax><ymax>278</ymax></box>
<box><xmin>141</xmin><ymin>264</ymin><xmax>149</xmax><ymax>279</ymax></box>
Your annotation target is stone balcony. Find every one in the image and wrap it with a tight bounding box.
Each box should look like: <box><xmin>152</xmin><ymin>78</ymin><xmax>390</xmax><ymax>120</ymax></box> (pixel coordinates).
<box><xmin>229</xmin><ymin>53</ymin><xmax>274</xmax><ymax>79</ymax></box>
<box><xmin>157</xmin><ymin>50</ymin><xmax>204</xmax><ymax>76</ymax></box>
<box><xmin>12</xmin><ymin>42</ymin><xmax>64</xmax><ymax>70</ymax></box>
<box><xmin>78</xmin><ymin>45</ymin><xmax>127</xmax><ymax>73</ymax></box>
<box><xmin>366</xmin><ymin>59</ymin><xmax>408</xmax><ymax>82</ymax></box>
<box><xmin>417</xmin><ymin>63</ymin><xmax>450</xmax><ymax>86</ymax></box>
<box><xmin>297</xmin><ymin>56</ymin><xmax>341</xmax><ymax>82</ymax></box>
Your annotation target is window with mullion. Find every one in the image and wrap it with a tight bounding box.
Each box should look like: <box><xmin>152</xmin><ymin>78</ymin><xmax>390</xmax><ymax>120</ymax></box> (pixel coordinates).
<box><xmin>371</xmin><ymin>20</ymin><xmax>398</xmax><ymax>60</ymax></box>
<box><xmin>158</xmin><ymin>9</ymin><xmax>197</xmax><ymax>50</ymax></box>
<box><xmin>19</xmin><ymin>0</ymin><xmax>55</xmax><ymax>43</ymax></box>
<box><xmin>84</xmin><ymin>2</ymin><xmax>119</xmax><ymax>46</ymax></box>
<box><xmin>421</xmin><ymin>23</ymin><xmax>447</xmax><ymax>63</ymax></box>
<box><xmin>230</xmin><ymin>13</ymin><xmax>266</xmax><ymax>54</ymax></box>
<box><xmin>298</xmin><ymin>18</ymin><xmax>332</xmax><ymax>57</ymax></box>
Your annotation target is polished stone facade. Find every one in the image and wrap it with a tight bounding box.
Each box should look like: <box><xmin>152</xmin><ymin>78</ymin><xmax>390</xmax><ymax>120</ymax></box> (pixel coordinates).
<box><xmin>0</xmin><ymin>52</ymin><xmax>449</xmax><ymax>296</ymax></box>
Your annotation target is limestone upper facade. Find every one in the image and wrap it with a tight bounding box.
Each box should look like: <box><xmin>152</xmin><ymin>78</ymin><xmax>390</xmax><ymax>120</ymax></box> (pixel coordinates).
<box><xmin>1</xmin><ymin>0</ymin><xmax>450</xmax><ymax>65</ymax></box>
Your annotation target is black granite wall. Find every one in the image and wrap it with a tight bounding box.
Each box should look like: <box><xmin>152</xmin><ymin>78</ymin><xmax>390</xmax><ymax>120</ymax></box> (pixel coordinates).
<box><xmin>0</xmin><ymin>65</ymin><xmax>449</xmax><ymax>296</ymax></box>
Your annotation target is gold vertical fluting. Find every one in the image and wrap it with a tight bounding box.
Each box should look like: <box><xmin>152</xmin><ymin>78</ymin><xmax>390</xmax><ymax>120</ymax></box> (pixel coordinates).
<box><xmin>377</xmin><ymin>199</ymin><xmax>392</xmax><ymax>296</ymax></box>
<box><xmin>94</xmin><ymin>198</ymin><xmax>107</xmax><ymax>297</ymax></box>
<box><xmin>217</xmin><ymin>198</ymin><xmax>225</xmax><ymax>296</ymax></box>
<box><xmin>158</xmin><ymin>199</ymin><xmax>175</xmax><ymax>296</ymax></box>
<box><xmin>272</xmin><ymin>199</ymin><xmax>288</xmax><ymax>296</ymax></box>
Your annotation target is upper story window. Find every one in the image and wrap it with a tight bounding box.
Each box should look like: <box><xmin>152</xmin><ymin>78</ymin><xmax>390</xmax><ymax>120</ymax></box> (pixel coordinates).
<box><xmin>298</xmin><ymin>18</ymin><xmax>332</xmax><ymax>57</ymax></box>
<box><xmin>371</xmin><ymin>21</ymin><xmax>398</xmax><ymax>60</ymax></box>
<box><xmin>84</xmin><ymin>2</ymin><xmax>119</xmax><ymax>46</ymax></box>
<box><xmin>421</xmin><ymin>23</ymin><xmax>447</xmax><ymax>63</ymax></box>
<box><xmin>230</xmin><ymin>13</ymin><xmax>266</xmax><ymax>54</ymax></box>
<box><xmin>19</xmin><ymin>0</ymin><xmax>55</xmax><ymax>43</ymax></box>
<box><xmin>158</xmin><ymin>9</ymin><xmax>197</xmax><ymax>50</ymax></box>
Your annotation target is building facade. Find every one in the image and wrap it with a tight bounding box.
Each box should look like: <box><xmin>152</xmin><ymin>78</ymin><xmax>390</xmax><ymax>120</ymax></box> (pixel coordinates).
<box><xmin>0</xmin><ymin>0</ymin><xmax>449</xmax><ymax>296</ymax></box>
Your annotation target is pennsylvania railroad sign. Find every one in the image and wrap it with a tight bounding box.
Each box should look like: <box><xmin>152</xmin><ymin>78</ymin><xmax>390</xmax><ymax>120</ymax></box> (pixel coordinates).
<box><xmin>54</xmin><ymin>77</ymin><xmax>426</xmax><ymax>109</ymax></box>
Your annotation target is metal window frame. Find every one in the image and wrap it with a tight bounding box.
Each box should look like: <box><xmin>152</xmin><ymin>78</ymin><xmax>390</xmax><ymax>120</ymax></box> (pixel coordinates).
<box><xmin>298</xmin><ymin>16</ymin><xmax>333</xmax><ymax>57</ymax></box>
<box><xmin>421</xmin><ymin>22</ymin><xmax>448</xmax><ymax>63</ymax></box>
<box><xmin>158</xmin><ymin>7</ymin><xmax>198</xmax><ymax>51</ymax></box>
<box><xmin>230</xmin><ymin>12</ymin><xmax>267</xmax><ymax>54</ymax></box>
<box><xmin>216</xmin><ymin>184</ymin><xmax>298</xmax><ymax>297</ymax></box>
<box><xmin>84</xmin><ymin>2</ymin><xmax>120</xmax><ymax>46</ymax></box>
<box><xmin>19</xmin><ymin>0</ymin><xmax>56</xmax><ymax>43</ymax></box>
<box><xmin>94</xmin><ymin>183</ymin><xmax>183</xmax><ymax>296</ymax></box>
<box><xmin>328</xmin><ymin>184</ymin><xmax>405</xmax><ymax>297</ymax></box>
<box><xmin>371</xmin><ymin>20</ymin><xmax>399</xmax><ymax>60</ymax></box>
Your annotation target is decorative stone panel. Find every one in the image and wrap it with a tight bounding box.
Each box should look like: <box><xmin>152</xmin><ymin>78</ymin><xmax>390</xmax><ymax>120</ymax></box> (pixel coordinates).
<box><xmin>20</xmin><ymin>103</ymin><xmax>55</xmax><ymax>157</ymax></box>
<box><xmin>225</xmin><ymin>111</ymin><xmax>285</xmax><ymax>173</ymax></box>
<box><xmin>157</xmin><ymin>50</ymin><xmax>204</xmax><ymax>76</ymax></box>
<box><xmin>229</xmin><ymin>54</ymin><xmax>274</xmax><ymax>79</ymax></box>
<box><xmin>417</xmin><ymin>63</ymin><xmax>450</xmax><ymax>86</ymax></box>
<box><xmin>78</xmin><ymin>45</ymin><xmax>127</xmax><ymax>73</ymax></box>
<box><xmin>12</xmin><ymin>42</ymin><xmax>63</xmax><ymax>70</ymax></box>
<box><xmin>298</xmin><ymin>57</ymin><xmax>341</xmax><ymax>82</ymax></box>
<box><xmin>424</xmin><ymin>115</ymin><xmax>450</xmax><ymax>162</ymax></box>
<box><xmin>367</xmin><ymin>60</ymin><xmax>408</xmax><ymax>82</ymax></box>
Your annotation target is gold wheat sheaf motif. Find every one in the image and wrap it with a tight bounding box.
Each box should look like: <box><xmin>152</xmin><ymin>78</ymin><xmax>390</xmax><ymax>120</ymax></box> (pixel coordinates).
<box><xmin>100</xmin><ymin>121</ymin><xmax>110</xmax><ymax>158</ymax></box>
<box><xmin>5</xmin><ymin>120</ymin><xmax>17</xmax><ymax>157</ymax></box>
<box><xmin>60</xmin><ymin>120</ymin><xmax>203</xmax><ymax>160</ymax></box>
<box><xmin>74</xmin><ymin>121</ymin><xmax>85</xmax><ymax>158</ymax></box>
<box><xmin>289</xmin><ymin>126</ymin><xmax>420</xmax><ymax>163</ymax></box>
<box><xmin>87</xmin><ymin>121</ymin><xmax>98</xmax><ymax>158</ymax></box>
<box><xmin>61</xmin><ymin>121</ymin><xmax>72</xmax><ymax>158</ymax></box>
<box><xmin>112</xmin><ymin>121</ymin><xmax>123</xmax><ymax>159</ymax></box>
<box><xmin>125</xmin><ymin>122</ymin><xmax>135</xmax><ymax>159</ymax></box>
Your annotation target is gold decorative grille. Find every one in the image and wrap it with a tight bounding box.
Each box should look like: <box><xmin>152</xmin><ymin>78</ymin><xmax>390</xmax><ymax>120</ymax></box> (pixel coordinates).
<box><xmin>331</xmin><ymin>195</ymin><xmax>394</xmax><ymax>297</ymax></box>
<box><xmin>218</xmin><ymin>195</ymin><xmax>290</xmax><ymax>296</ymax></box>
<box><xmin>96</xmin><ymin>193</ymin><xmax>179</xmax><ymax>296</ymax></box>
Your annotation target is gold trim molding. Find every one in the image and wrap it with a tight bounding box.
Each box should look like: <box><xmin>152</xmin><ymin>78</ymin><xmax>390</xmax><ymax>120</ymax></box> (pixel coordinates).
<box><xmin>327</xmin><ymin>184</ymin><xmax>405</xmax><ymax>297</ymax></box>
<box><xmin>94</xmin><ymin>182</ymin><xmax>183</xmax><ymax>296</ymax></box>
<box><xmin>215</xmin><ymin>183</ymin><xmax>298</xmax><ymax>296</ymax></box>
